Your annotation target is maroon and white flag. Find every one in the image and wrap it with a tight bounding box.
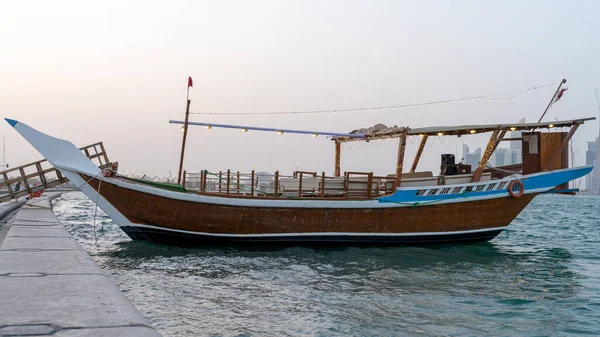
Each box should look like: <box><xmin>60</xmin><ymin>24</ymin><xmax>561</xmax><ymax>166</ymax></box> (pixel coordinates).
<box><xmin>188</xmin><ymin>76</ymin><xmax>193</xmax><ymax>88</ymax></box>
<box><xmin>552</xmin><ymin>87</ymin><xmax>567</xmax><ymax>105</ymax></box>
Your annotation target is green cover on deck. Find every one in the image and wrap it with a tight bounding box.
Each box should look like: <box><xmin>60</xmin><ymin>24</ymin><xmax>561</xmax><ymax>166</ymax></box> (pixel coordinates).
<box><xmin>121</xmin><ymin>177</ymin><xmax>187</xmax><ymax>193</ymax></box>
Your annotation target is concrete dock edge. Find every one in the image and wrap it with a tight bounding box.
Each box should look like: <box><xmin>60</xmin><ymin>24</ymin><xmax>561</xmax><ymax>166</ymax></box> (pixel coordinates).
<box><xmin>0</xmin><ymin>194</ymin><xmax>161</xmax><ymax>336</ymax></box>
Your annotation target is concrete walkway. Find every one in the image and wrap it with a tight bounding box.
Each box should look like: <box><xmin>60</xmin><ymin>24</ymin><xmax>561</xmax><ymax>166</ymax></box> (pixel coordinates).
<box><xmin>0</xmin><ymin>194</ymin><xmax>161</xmax><ymax>336</ymax></box>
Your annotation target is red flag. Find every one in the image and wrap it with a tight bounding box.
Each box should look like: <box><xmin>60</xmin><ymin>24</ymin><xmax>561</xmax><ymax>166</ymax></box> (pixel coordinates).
<box><xmin>553</xmin><ymin>88</ymin><xmax>567</xmax><ymax>104</ymax></box>
<box><xmin>188</xmin><ymin>76</ymin><xmax>193</xmax><ymax>88</ymax></box>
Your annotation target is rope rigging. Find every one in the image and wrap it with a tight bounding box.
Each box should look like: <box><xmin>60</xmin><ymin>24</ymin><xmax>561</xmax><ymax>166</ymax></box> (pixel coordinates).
<box><xmin>191</xmin><ymin>82</ymin><xmax>559</xmax><ymax>116</ymax></box>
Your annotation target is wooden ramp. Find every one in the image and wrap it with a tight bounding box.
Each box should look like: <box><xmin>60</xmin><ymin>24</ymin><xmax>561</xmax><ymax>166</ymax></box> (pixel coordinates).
<box><xmin>0</xmin><ymin>142</ymin><xmax>109</xmax><ymax>202</ymax></box>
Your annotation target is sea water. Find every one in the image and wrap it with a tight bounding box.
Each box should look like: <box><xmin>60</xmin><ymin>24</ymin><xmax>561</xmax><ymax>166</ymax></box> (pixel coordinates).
<box><xmin>52</xmin><ymin>192</ymin><xmax>600</xmax><ymax>336</ymax></box>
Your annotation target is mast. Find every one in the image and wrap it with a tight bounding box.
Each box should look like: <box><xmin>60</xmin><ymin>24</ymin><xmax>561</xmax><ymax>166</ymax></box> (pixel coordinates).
<box><xmin>177</xmin><ymin>77</ymin><xmax>193</xmax><ymax>185</ymax></box>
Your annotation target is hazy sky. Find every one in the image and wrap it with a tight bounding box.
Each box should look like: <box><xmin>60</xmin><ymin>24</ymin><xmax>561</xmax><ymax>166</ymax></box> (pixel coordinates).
<box><xmin>1</xmin><ymin>0</ymin><xmax>599</xmax><ymax>177</ymax></box>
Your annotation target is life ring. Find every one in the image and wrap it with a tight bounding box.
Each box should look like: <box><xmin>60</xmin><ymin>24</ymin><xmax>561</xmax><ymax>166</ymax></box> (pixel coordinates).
<box><xmin>507</xmin><ymin>180</ymin><xmax>524</xmax><ymax>198</ymax></box>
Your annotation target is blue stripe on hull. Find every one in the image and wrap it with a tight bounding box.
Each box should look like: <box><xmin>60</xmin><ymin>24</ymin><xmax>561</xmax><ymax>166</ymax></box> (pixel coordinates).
<box><xmin>120</xmin><ymin>226</ymin><xmax>504</xmax><ymax>246</ymax></box>
<box><xmin>522</xmin><ymin>166</ymin><xmax>592</xmax><ymax>190</ymax></box>
<box><xmin>380</xmin><ymin>166</ymin><xmax>592</xmax><ymax>204</ymax></box>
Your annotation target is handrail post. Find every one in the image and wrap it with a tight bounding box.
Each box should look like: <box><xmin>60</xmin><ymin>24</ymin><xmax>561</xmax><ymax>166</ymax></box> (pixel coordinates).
<box><xmin>226</xmin><ymin>169</ymin><xmax>231</xmax><ymax>194</ymax></box>
<box><xmin>250</xmin><ymin>170</ymin><xmax>255</xmax><ymax>195</ymax></box>
<box><xmin>298</xmin><ymin>172</ymin><xmax>303</xmax><ymax>198</ymax></box>
<box><xmin>99</xmin><ymin>142</ymin><xmax>110</xmax><ymax>167</ymax></box>
<box><xmin>198</xmin><ymin>170</ymin><xmax>204</xmax><ymax>193</ymax></box>
<box><xmin>35</xmin><ymin>163</ymin><xmax>47</xmax><ymax>187</ymax></box>
<box><xmin>218</xmin><ymin>171</ymin><xmax>222</xmax><ymax>192</ymax></box>
<box><xmin>321</xmin><ymin>172</ymin><xmax>325</xmax><ymax>198</ymax></box>
<box><xmin>56</xmin><ymin>169</ymin><xmax>65</xmax><ymax>182</ymax></box>
<box><xmin>274</xmin><ymin>171</ymin><xmax>279</xmax><ymax>195</ymax></box>
<box><xmin>202</xmin><ymin>170</ymin><xmax>207</xmax><ymax>192</ymax></box>
<box><xmin>236</xmin><ymin>171</ymin><xmax>240</xmax><ymax>194</ymax></box>
<box><xmin>367</xmin><ymin>172</ymin><xmax>373</xmax><ymax>199</ymax></box>
<box><xmin>334</xmin><ymin>140</ymin><xmax>341</xmax><ymax>177</ymax></box>
<box><xmin>182</xmin><ymin>170</ymin><xmax>186</xmax><ymax>188</ymax></box>
<box><xmin>19</xmin><ymin>168</ymin><xmax>31</xmax><ymax>194</ymax></box>
<box><xmin>3</xmin><ymin>173</ymin><xmax>14</xmax><ymax>198</ymax></box>
<box><xmin>344</xmin><ymin>172</ymin><xmax>349</xmax><ymax>199</ymax></box>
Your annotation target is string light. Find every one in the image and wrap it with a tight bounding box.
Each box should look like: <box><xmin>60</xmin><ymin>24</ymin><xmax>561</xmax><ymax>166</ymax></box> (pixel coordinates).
<box><xmin>205</xmin><ymin>125</ymin><xmax>212</xmax><ymax>129</ymax></box>
<box><xmin>241</xmin><ymin>128</ymin><xmax>248</xmax><ymax>132</ymax></box>
<box><xmin>549</xmin><ymin>124</ymin><xmax>555</xmax><ymax>128</ymax></box>
<box><xmin>191</xmin><ymin>82</ymin><xmax>558</xmax><ymax>116</ymax></box>
<box><xmin>277</xmin><ymin>131</ymin><xmax>284</xmax><ymax>135</ymax></box>
<box><xmin>469</xmin><ymin>130</ymin><xmax>477</xmax><ymax>134</ymax></box>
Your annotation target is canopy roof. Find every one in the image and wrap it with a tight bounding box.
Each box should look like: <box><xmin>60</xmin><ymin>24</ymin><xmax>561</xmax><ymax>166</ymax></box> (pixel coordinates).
<box><xmin>170</xmin><ymin>117</ymin><xmax>595</xmax><ymax>142</ymax></box>
<box><xmin>334</xmin><ymin>117</ymin><xmax>595</xmax><ymax>142</ymax></box>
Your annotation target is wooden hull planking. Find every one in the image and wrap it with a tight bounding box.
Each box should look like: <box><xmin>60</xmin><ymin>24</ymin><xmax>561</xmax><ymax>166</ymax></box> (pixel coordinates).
<box><xmin>82</xmin><ymin>174</ymin><xmax>536</xmax><ymax>245</ymax></box>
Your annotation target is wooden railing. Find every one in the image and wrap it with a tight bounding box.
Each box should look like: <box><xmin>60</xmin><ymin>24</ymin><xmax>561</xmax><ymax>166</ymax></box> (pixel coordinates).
<box><xmin>183</xmin><ymin>169</ymin><xmax>398</xmax><ymax>200</ymax></box>
<box><xmin>0</xmin><ymin>142</ymin><xmax>110</xmax><ymax>202</ymax></box>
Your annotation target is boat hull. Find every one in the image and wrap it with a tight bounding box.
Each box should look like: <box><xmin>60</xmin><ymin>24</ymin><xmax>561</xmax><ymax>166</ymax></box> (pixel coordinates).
<box><xmin>120</xmin><ymin>224</ymin><xmax>505</xmax><ymax>246</ymax></box>
<box><xmin>6</xmin><ymin>118</ymin><xmax>592</xmax><ymax>247</ymax></box>
<box><xmin>82</xmin><ymin>173</ymin><xmax>536</xmax><ymax>245</ymax></box>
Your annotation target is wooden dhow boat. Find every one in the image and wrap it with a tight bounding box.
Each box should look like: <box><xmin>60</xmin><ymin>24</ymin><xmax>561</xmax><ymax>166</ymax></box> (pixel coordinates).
<box><xmin>5</xmin><ymin>117</ymin><xmax>594</xmax><ymax>246</ymax></box>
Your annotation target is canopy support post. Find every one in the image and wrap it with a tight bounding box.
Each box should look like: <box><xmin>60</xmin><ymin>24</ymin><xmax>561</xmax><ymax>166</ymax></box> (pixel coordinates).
<box><xmin>395</xmin><ymin>131</ymin><xmax>408</xmax><ymax>188</ymax></box>
<box><xmin>472</xmin><ymin>129</ymin><xmax>505</xmax><ymax>182</ymax></box>
<box><xmin>410</xmin><ymin>135</ymin><xmax>428</xmax><ymax>173</ymax></box>
<box><xmin>492</xmin><ymin>130</ymin><xmax>507</xmax><ymax>153</ymax></box>
<box><xmin>544</xmin><ymin>123</ymin><xmax>579</xmax><ymax>171</ymax></box>
<box><xmin>334</xmin><ymin>140</ymin><xmax>341</xmax><ymax>177</ymax></box>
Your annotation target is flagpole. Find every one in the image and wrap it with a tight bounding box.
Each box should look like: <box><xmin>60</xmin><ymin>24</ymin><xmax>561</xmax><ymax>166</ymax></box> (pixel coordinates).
<box><xmin>177</xmin><ymin>77</ymin><xmax>192</xmax><ymax>185</ymax></box>
<box><xmin>537</xmin><ymin>78</ymin><xmax>566</xmax><ymax>123</ymax></box>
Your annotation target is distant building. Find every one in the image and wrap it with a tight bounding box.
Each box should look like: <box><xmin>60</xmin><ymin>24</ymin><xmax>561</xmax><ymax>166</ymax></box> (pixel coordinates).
<box><xmin>510</xmin><ymin>118</ymin><xmax>525</xmax><ymax>152</ymax></box>
<box><xmin>465</xmin><ymin>148</ymin><xmax>481</xmax><ymax>171</ymax></box>
<box><xmin>461</xmin><ymin>144</ymin><xmax>481</xmax><ymax>171</ymax></box>
<box><xmin>586</xmin><ymin>139</ymin><xmax>597</xmax><ymax>191</ymax></box>
<box><xmin>510</xmin><ymin>150</ymin><xmax>520</xmax><ymax>165</ymax></box>
<box><xmin>492</xmin><ymin>148</ymin><xmax>509</xmax><ymax>167</ymax></box>
<box><xmin>491</xmin><ymin>146</ymin><xmax>521</xmax><ymax>168</ymax></box>
<box><xmin>510</xmin><ymin>130</ymin><xmax>523</xmax><ymax>152</ymax></box>
<box><xmin>462</xmin><ymin>144</ymin><xmax>469</xmax><ymax>161</ymax></box>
